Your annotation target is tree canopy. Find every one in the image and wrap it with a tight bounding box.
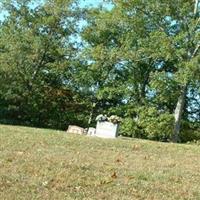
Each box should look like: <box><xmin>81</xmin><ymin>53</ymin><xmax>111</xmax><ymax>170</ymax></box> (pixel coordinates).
<box><xmin>0</xmin><ymin>0</ymin><xmax>199</xmax><ymax>142</ymax></box>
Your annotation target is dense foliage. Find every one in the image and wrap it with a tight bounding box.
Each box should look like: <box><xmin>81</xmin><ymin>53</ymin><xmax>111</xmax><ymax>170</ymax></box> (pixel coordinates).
<box><xmin>0</xmin><ymin>0</ymin><xmax>199</xmax><ymax>142</ymax></box>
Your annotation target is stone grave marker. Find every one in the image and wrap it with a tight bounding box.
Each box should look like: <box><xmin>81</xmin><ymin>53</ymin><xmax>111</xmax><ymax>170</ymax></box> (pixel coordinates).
<box><xmin>95</xmin><ymin>121</ymin><xmax>119</xmax><ymax>138</ymax></box>
<box><xmin>67</xmin><ymin>125</ymin><xmax>85</xmax><ymax>135</ymax></box>
<box><xmin>87</xmin><ymin>127</ymin><xmax>96</xmax><ymax>136</ymax></box>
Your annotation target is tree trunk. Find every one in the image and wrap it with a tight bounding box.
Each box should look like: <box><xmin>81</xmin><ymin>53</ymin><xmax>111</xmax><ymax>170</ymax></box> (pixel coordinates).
<box><xmin>194</xmin><ymin>0</ymin><xmax>199</xmax><ymax>16</ymax></box>
<box><xmin>172</xmin><ymin>0</ymin><xmax>199</xmax><ymax>142</ymax></box>
<box><xmin>172</xmin><ymin>85</ymin><xmax>187</xmax><ymax>142</ymax></box>
<box><xmin>87</xmin><ymin>102</ymin><xmax>96</xmax><ymax>127</ymax></box>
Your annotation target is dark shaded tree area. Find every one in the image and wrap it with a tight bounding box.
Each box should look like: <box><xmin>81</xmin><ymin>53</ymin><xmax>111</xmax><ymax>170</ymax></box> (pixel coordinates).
<box><xmin>0</xmin><ymin>0</ymin><xmax>199</xmax><ymax>142</ymax></box>
<box><xmin>0</xmin><ymin>0</ymin><xmax>90</xmax><ymax>129</ymax></box>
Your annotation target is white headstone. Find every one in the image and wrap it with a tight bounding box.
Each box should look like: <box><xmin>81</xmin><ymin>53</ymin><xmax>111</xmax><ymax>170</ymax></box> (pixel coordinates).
<box><xmin>96</xmin><ymin>121</ymin><xmax>119</xmax><ymax>138</ymax></box>
<box><xmin>87</xmin><ymin>127</ymin><xmax>96</xmax><ymax>136</ymax></box>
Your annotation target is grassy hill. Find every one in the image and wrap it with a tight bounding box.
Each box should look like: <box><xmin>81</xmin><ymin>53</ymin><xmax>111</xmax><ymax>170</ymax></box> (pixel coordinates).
<box><xmin>0</xmin><ymin>125</ymin><xmax>200</xmax><ymax>200</ymax></box>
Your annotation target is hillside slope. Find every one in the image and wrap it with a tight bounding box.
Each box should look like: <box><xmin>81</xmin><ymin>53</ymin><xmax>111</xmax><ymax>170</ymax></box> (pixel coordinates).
<box><xmin>0</xmin><ymin>125</ymin><xmax>200</xmax><ymax>200</ymax></box>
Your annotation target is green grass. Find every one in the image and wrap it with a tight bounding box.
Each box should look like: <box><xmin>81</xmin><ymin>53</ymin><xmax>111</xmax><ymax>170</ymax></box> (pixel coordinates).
<box><xmin>0</xmin><ymin>125</ymin><xmax>200</xmax><ymax>200</ymax></box>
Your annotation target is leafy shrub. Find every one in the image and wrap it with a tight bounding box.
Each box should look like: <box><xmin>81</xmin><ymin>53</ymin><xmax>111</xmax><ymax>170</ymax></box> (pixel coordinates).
<box><xmin>180</xmin><ymin>122</ymin><xmax>200</xmax><ymax>142</ymax></box>
<box><xmin>119</xmin><ymin>117</ymin><xmax>146</xmax><ymax>138</ymax></box>
<box><xmin>137</xmin><ymin>107</ymin><xmax>174</xmax><ymax>141</ymax></box>
<box><xmin>120</xmin><ymin>107</ymin><xmax>174</xmax><ymax>141</ymax></box>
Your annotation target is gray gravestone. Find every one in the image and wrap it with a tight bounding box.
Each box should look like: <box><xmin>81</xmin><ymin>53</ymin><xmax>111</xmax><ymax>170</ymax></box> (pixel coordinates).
<box><xmin>96</xmin><ymin>121</ymin><xmax>119</xmax><ymax>138</ymax></box>
<box><xmin>87</xmin><ymin>127</ymin><xmax>96</xmax><ymax>136</ymax></box>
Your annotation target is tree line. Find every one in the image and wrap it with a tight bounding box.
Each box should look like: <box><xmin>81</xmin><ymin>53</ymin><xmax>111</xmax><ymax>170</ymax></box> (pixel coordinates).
<box><xmin>0</xmin><ymin>0</ymin><xmax>199</xmax><ymax>143</ymax></box>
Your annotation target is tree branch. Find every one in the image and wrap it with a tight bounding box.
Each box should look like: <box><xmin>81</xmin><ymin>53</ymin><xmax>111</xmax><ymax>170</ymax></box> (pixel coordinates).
<box><xmin>31</xmin><ymin>50</ymin><xmax>47</xmax><ymax>81</ymax></box>
<box><xmin>194</xmin><ymin>0</ymin><xmax>199</xmax><ymax>16</ymax></box>
<box><xmin>192</xmin><ymin>43</ymin><xmax>200</xmax><ymax>58</ymax></box>
<box><xmin>136</xmin><ymin>7</ymin><xmax>169</xmax><ymax>36</ymax></box>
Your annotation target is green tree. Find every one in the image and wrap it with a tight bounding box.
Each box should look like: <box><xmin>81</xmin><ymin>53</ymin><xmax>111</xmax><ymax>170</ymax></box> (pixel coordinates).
<box><xmin>81</xmin><ymin>0</ymin><xmax>200</xmax><ymax>142</ymax></box>
<box><xmin>0</xmin><ymin>0</ymin><xmax>87</xmax><ymax>128</ymax></box>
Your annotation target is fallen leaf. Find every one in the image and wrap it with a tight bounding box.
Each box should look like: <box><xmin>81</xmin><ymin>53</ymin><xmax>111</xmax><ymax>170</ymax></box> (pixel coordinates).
<box><xmin>111</xmin><ymin>172</ymin><xmax>117</xmax><ymax>179</ymax></box>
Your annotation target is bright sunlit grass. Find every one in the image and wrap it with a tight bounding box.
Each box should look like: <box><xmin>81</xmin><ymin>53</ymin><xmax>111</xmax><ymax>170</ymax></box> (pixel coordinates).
<box><xmin>0</xmin><ymin>125</ymin><xmax>200</xmax><ymax>199</ymax></box>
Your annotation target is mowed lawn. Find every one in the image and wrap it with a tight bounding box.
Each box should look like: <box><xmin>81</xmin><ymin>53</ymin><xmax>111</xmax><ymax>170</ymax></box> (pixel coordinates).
<box><xmin>0</xmin><ymin>125</ymin><xmax>200</xmax><ymax>200</ymax></box>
